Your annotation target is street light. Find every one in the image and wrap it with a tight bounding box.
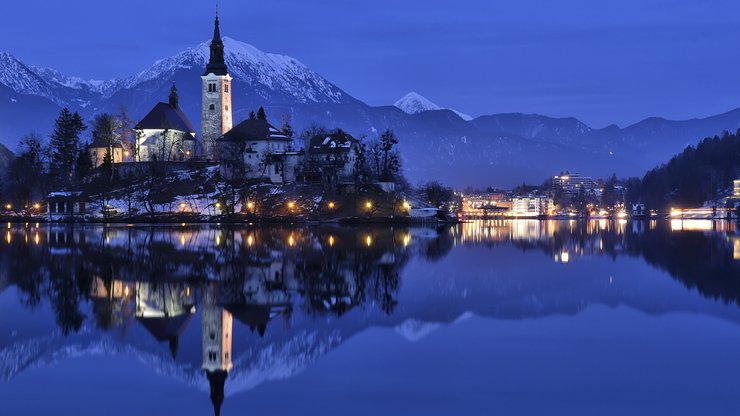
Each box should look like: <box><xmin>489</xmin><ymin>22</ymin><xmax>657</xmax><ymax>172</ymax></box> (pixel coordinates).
<box><xmin>328</xmin><ymin>201</ymin><xmax>335</xmax><ymax>210</ymax></box>
<box><xmin>403</xmin><ymin>201</ymin><xmax>411</xmax><ymax>210</ymax></box>
<box><xmin>365</xmin><ymin>201</ymin><xmax>373</xmax><ymax>211</ymax></box>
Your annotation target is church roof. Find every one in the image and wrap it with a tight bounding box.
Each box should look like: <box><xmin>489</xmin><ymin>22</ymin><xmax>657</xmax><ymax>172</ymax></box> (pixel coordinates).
<box><xmin>136</xmin><ymin>313</ymin><xmax>194</xmax><ymax>342</ymax></box>
<box><xmin>218</xmin><ymin>118</ymin><xmax>291</xmax><ymax>143</ymax></box>
<box><xmin>135</xmin><ymin>102</ymin><xmax>197</xmax><ymax>134</ymax></box>
<box><xmin>308</xmin><ymin>131</ymin><xmax>357</xmax><ymax>154</ymax></box>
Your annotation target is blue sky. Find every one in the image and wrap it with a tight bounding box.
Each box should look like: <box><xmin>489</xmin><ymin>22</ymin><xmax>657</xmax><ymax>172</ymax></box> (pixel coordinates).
<box><xmin>3</xmin><ymin>0</ymin><xmax>740</xmax><ymax>127</ymax></box>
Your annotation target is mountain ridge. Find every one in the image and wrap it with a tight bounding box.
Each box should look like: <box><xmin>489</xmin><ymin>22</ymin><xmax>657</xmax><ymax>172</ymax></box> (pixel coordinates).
<box><xmin>2</xmin><ymin>39</ymin><xmax>740</xmax><ymax>186</ymax></box>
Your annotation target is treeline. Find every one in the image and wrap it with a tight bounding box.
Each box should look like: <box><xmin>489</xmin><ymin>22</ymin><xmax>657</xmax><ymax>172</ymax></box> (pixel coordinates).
<box><xmin>1</xmin><ymin>107</ymin><xmax>134</xmax><ymax>208</ymax></box>
<box><xmin>634</xmin><ymin>131</ymin><xmax>740</xmax><ymax>209</ymax></box>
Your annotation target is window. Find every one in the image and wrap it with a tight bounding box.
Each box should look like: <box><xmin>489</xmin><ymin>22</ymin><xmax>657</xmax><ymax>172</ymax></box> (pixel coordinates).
<box><xmin>209</xmin><ymin>104</ymin><xmax>215</xmax><ymax>111</ymax></box>
<box><xmin>225</xmin><ymin>105</ymin><xmax>229</xmax><ymax>111</ymax></box>
<box><xmin>224</xmin><ymin>84</ymin><xmax>229</xmax><ymax>93</ymax></box>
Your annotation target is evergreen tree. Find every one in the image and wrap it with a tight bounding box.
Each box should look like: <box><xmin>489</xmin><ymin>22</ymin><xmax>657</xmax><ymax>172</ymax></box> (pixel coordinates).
<box><xmin>248</xmin><ymin>111</ymin><xmax>256</xmax><ymax>120</ymax></box>
<box><xmin>257</xmin><ymin>106</ymin><xmax>267</xmax><ymax>121</ymax></box>
<box><xmin>379</xmin><ymin>129</ymin><xmax>400</xmax><ymax>181</ymax></box>
<box><xmin>280</xmin><ymin>114</ymin><xmax>294</xmax><ymax>139</ymax></box>
<box><xmin>49</xmin><ymin>108</ymin><xmax>86</xmax><ymax>187</ymax></box>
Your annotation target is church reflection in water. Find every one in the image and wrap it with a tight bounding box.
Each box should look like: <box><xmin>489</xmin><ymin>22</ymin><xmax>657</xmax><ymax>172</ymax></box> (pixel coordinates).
<box><xmin>3</xmin><ymin>225</ymin><xmax>423</xmax><ymax>415</ymax></box>
<box><xmin>1</xmin><ymin>220</ymin><xmax>739</xmax><ymax>414</ymax></box>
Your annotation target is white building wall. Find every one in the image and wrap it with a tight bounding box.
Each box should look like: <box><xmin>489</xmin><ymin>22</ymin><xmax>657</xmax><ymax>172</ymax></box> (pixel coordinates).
<box><xmin>201</xmin><ymin>74</ymin><xmax>233</xmax><ymax>161</ymax></box>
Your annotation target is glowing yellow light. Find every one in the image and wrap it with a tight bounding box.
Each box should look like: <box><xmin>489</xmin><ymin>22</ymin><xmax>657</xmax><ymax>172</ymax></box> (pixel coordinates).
<box><xmin>181</xmin><ymin>222</ymin><xmax>186</xmax><ymax>227</ymax></box>
<box><xmin>186</xmin><ymin>287</ymin><xmax>191</xmax><ymax>296</ymax></box>
<box><xmin>403</xmin><ymin>201</ymin><xmax>411</xmax><ymax>210</ymax></box>
<box><xmin>124</xmin><ymin>151</ymin><xmax>130</xmax><ymax>157</ymax></box>
<box><xmin>247</xmin><ymin>234</ymin><xmax>254</xmax><ymax>247</ymax></box>
<box><xmin>33</xmin><ymin>203</ymin><xmax>40</xmax><ymax>210</ymax></box>
<box><xmin>288</xmin><ymin>234</ymin><xmax>295</xmax><ymax>247</ymax></box>
<box><xmin>403</xmin><ymin>233</ymin><xmax>411</xmax><ymax>247</ymax></box>
<box><xmin>365</xmin><ymin>235</ymin><xmax>372</xmax><ymax>247</ymax></box>
<box><xmin>180</xmin><ymin>234</ymin><xmax>186</xmax><ymax>246</ymax></box>
<box><xmin>4</xmin><ymin>204</ymin><xmax>11</xmax><ymax>210</ymax></box>
<box><xmin>5</xmin><ymin>231</ymin><xmax>10</xmax><ymax>244</ymax></box>
<box><xmin>328</xmin><ymin>201</ymin><xmax>335</xmax><ymax>209</ymax></box>
<box><xmin>34</xmin><ymin>233</ymin><xmax>40</xmax><ymax>245</ymax></box>
<box><xmin>215</xmin><ymin>202</ymin><xmax>221</xmax><ymax>208</ymax></box>
<box><xmin>186</xmin><ymin>150</ymin><xmax>191</xmax><ymax>156</ymax></box>
<box><xmin>247</xmin><ymin>202</ymin><xmax>255</xmax><ymax>210</ymax></box>
<box><xmin>288</xmin><ymin>201</ymin><xmax>295</xmax><ymax>209</ymax></box>
<box><xmin>617</xmin><ymin>211</ymin><xmax>628</xmax><ymax>219</ymax></box>
<box><xmin>561</xmin><ymin>251</ymin><xmax>570</xmax><ymax>263</ymax></box>
<box><xmin>180</xmin><ymin>202</ymin><xmax>186</xmax><ymax>209</ymax></box>
<box><xmin>328</xmin><ymin>235</ymin><xmax>335</xmax><ymax>247</ymax></box>
<box><xmin>365</xmin><ymin>201</ymin><xmax>373</xmax><ymax>210</ymax></box>
<box><xmin>124</xmin><ymin>286</ymin><xmax>130</xmax><ymax>297</ymax></box>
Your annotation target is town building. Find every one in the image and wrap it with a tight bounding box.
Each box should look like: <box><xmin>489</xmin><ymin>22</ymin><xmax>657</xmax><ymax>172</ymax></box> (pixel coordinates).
<box><xmin>201</xmin><ymin>15</ymin><xmax>233</xmax><ymax>161</ymax></box>
<box><xmin>553</xmin><ymin>172</ymin><xmax>596</xmax><ymax>196</ymax></box>
<box><xmin>89</xmin><ymin>137</ymin><xmax>123</xmax><ymax>168</ymax></box>
<box><xmin>511</xmin><ymin>195</ymin><xmax>554</xmax><ymax>217</ymax></box>
<box><xmin>304</xmin><ymin>130</ymin><xmax>358</xmax><ymax>185</ymax></box>
<box><xmin>217</xmin><ymin>117</ymin><xmax>301</xmax><ymax>183</ymax></box>
<box><xmin>46</xmin><ymin>192</ymin><xmax>92</xmax><ymax>220</ymax></box>
<box><xmin>134</xmin><ymin>85</ymin><xmax>196</xmax><ymax>162</ymax></box>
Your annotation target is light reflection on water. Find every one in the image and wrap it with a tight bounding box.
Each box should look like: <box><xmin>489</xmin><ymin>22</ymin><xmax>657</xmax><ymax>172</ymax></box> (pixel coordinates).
<box><xmin>0</xmin><ymin>220</ymin><xmax>739</xmax><ymax>415</ymax></box>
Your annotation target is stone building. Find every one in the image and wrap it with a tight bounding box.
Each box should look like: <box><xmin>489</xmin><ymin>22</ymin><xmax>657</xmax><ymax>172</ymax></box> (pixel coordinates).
<box><xmin>305</xmin><ymin>130</ymin><xmax>358</xmax><ymax>185</ymax></box>
<box><xmin>201</xmin><ymin>15</ymin><xmax>233</xmax><ymax>161</ymax></box>
<box><xmin>88</xmin><ymin>138</ymin><xmax>123</xmax><ymax>168</ymax></box>
<box><xmin>217</xmin><ymin>117</ymin><xmax>301</xmax><ymax>183</ymax></box>
<box><xmin>134</xmin><ymin>85</ymin><xmax>196</xmax><ymax>162</ymax></box>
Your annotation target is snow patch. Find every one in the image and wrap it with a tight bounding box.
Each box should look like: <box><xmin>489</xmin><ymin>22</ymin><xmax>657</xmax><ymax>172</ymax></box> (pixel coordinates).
<box><xmin>394</xmin><ymin>92</ymin><xmax>473</xmax><ymax>121</ymax></box>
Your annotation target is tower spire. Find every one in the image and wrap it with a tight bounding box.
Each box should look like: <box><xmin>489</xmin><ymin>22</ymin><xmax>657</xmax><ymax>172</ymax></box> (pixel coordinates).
<box><xmin>204</xmin><ymin>9</ymin><xmax>227</xmax><ymax>76</ymax></box>
<box><xmin>169</xmin><ymin>83</ymin><xmax>179</xmax><ymax>109</ymax></box>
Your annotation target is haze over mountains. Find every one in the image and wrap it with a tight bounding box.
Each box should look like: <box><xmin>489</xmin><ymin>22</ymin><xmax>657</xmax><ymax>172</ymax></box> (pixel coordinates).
<box><xmin>1</xmin><ymin>38</ymin><xmax>740</xmax><ymax>187</ymax></box>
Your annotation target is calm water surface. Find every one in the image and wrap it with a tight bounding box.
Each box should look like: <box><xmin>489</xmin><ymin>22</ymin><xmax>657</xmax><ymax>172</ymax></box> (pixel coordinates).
<box><xmin>0</xmin><ymin>220</ymin><xmax>739</xmax><ymax>415</ymax></box>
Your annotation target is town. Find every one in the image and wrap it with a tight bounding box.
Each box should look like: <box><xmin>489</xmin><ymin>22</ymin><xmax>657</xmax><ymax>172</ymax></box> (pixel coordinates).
<box><xmin>1</xmin><ymin>16</ymin><xmax>739</xmax><ymax>223</ymax></box>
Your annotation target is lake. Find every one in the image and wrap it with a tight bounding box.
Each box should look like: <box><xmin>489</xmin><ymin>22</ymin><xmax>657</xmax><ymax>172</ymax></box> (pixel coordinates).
<box><xmin>0</xmin><ymin>220</ymin><xmax>739</xmax><ymax>415</ymax></box>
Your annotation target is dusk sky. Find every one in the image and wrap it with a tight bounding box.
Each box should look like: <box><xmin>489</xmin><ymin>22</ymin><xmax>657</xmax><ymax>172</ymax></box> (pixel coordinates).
<box><xmin>3</xmin><ymin>0</ymin><xmax>740</xmax><ymax>127</ymax></box>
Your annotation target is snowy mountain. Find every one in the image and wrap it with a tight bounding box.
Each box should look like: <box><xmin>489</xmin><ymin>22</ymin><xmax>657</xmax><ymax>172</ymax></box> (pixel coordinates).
<box><xmin>395</xmin><ymin>92</ymin><xmax>473</xmax><ymax>121</ymax></box>
<box><xmin>2</xmin><ymin>39</ymin><xmax>740</xmax><ymax>186</ymax></box>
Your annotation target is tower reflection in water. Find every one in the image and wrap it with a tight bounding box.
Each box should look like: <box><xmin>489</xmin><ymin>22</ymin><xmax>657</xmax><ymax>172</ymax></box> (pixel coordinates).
<box><xmin>1</xmin><ymin>220</ymin><xmax>739</xmax><ymax>414</ymax></box>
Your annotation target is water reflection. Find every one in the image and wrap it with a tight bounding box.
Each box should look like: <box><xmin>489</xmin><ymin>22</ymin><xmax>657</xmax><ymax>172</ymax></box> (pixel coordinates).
<box><xmin>0</xmin><ymin>220</ymin><xmax>738</xmax><ymax>414</ymax></box>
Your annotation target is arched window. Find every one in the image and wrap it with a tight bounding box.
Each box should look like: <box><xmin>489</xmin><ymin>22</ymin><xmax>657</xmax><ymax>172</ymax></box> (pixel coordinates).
<box><xmin>209</xmin><ymin>104</ymin><xmax>215</xmax><ymax>111</ymax></box>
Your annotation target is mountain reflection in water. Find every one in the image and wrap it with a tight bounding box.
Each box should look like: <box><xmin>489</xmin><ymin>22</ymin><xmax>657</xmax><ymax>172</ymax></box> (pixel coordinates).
<box><xmin>0</xmin><ymin>220</ymin><xmax>738</xmax><ymax>415</ymax></box>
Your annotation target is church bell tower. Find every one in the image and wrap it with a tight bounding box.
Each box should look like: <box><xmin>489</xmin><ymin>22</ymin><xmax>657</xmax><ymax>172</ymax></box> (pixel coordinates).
<box><xmin>201</xmin><ymin>13</ymin><xmax>233</xmax><ymax>161</ymax></box>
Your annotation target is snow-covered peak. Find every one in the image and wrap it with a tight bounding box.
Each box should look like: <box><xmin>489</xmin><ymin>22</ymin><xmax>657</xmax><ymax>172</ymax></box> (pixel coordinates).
<box><xmin>29</xmin><ymin>66</ymin><xmax>111</xmax><ymax>94</ymax></box>
<box><xmin>394</xmin><ymin>91</ymin><xmax>473</xmax><ymax>121</ymax></box>
<box><xmin>122</xmin><ymin>37</ymin><xmax>348</xmax><ymax>104</ymax></box>
<box><xmin>395</xmin><ymin>92</ymin><xmax>441</xmax><ymax>114</ymax></box>
<box><xmin>0</xmin><ymin>52</ymin><xmax>55</xmax><ymax>98</ymax></box>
